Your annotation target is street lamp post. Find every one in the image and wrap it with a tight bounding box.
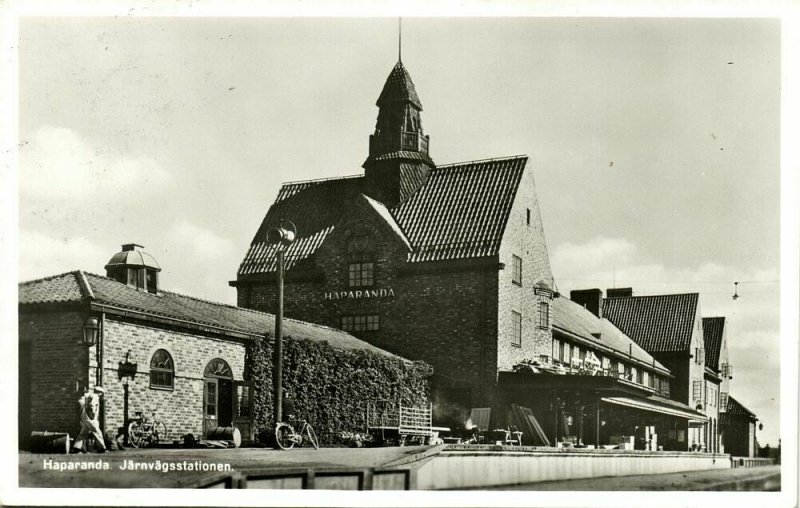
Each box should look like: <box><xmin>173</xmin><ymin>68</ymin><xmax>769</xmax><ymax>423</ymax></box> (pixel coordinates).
<box><xmin>267</xmin><ymin>220</ymin><xmax>296</xmax><ymax>424</ymax></box>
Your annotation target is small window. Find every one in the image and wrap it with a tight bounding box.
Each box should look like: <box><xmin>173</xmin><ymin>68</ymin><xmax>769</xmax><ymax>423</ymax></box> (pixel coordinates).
<box><xmin>348</xmin><ymin>262</ymin><xmax>375</xmax><ymax>287</ymax></box>
<box><xmin>692</xmin><ymin>380</ymin><xmax>703</xmax><ymax>401</ymax></box>
<box><xmin>149</xmin><ymin>349</ymin><xmax>174</xmax><ymax>389</ymax></box>
<box><xmin>511</xmin><ymin>255</ymin><xmax>522</xmax><ymax>285</ymax></box>
<box><xmin>341</xmin><ymin>315</ymin><xmax>380</xmax><ymax>332</ymax></box>
<box><xmin>511</xmin><ymin>311</ymin><xmax>522</xmax><ymax>347</ymax></box>
<box><xmin>145</xmin><ymin>269</ymin><xmax>158</xmax><ymax>294</ymax></box>
<box><xmin>526</xmin><ymin>208</ymin><xmax>531</xmax><ymax>226</ymax></box>
<box><xmin>695</xmin><ymin>348</ymin><xmax>705</xmax><ymax>365</ymax></box>
<box><xmin>538</xmin><ymin>302</ymin><xmax>550</xmax><ymax>329</ymax></box>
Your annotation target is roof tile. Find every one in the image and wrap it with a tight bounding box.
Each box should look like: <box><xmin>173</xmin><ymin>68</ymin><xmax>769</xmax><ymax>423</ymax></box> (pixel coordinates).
<box><xmin>20</xmin><ymin>272</ymin><xmax>402</xmax><ymax>359</ymax></box>
<box><xmin>602</xmin><ymin>293</ymin><xmax>699</xmax><ymax>352</ymax></box>
<box><xmin>702</xmin><ymin>317</ymin><xmax>725</xmax><ymax>370</ymax></box>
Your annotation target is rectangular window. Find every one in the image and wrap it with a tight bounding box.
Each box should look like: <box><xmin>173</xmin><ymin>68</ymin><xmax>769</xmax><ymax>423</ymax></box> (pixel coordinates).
<box><xmin>624</xmin><ymin>364</ymin><xmax>632</xmax><ymax>380</ymax></box>
<box><xmin>578</xmin><ymin>348</ymin><xmax>586</xmax><ymax>361</ymax></box>
<box><xmin>559</xmin><ymin>341</ymin><xmax>566</xmax><ymax>364</ymax></box>
<box><xmin>512</xmin><ymin>255</ymin><xmax>522</xmax><ymax>285</ymax></box>
<box><xmin>341</xmin><ymin>315</ymin><xmax>380</xmax><ymax>332</ymax></box>
<box><xmin>526</xmin><ymin>208</ymin><xmax>531</xmax><ymax>226</ymax></box>
<box><xmin>537</xmin><ymin>302</ymin><xmax>550</xmax><ymax>329</ymax></box>
<box><xmin>348</xmin><ymin>262</ymin><xmax>375</xmax><ymax>287</ymax></box>
<box><xmin>692</xmin><ymin>380</ymin><xmax>703</xmax><ymax>401</ymax></box>
<box><xmin>695</xmin><ymin>347</ymin><xmax>705</xmax><ymax>365</ymax></box>
<box><xmin>511</xmin><ymin>311</ymin><xmax>522</xmax><ymax>347</ymax></box>
<box><xmin>719</xmin><ymin>391</ymin><xmax>729</xmax><ymax>411</ymax></box>
<box><xmin>552</xmin><ymin>339</ymin><xmax>559</xmax><ymax>362</ymax></box>
<box><xmin>636</xmin><ymin>368</ymin><xmax>644</xmax><ymax>385</ymax></box>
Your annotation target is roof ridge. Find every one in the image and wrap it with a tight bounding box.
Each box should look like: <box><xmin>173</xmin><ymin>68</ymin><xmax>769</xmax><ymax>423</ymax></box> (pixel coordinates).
<box><xmin>75</xmin><ymin>270</ymin><xmax>95</xmax><ymax>300</ymax></box>
<box><xmin>605</xmin><ymin>292</ymin><xmax>699</xmax><ymax>300</ymax></box>
<box><xmin>19</xmin><ymin>270</ymin><xmax>84</xmax><ymax>286</ymax></box>
<box><xmin>435</xmin><ymin>154</ymin><xmax>527</xmax><ymax>169</ymax></box>
<box><xmin>82</xmin><ymin>271</ymin><xmax>275</xmax><ymax>317</ymax></box>
<box><xmin>281</xmin><ymin>174</ymin><xmax>363</xmax><ymax>187</ymax></box>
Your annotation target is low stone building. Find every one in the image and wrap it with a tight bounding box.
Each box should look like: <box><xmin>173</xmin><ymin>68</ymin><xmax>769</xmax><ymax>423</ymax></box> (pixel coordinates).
<box><xmin>18</xmin><ymin>244</ymin><xmax>403</xmax><ymax>446</ymax></box>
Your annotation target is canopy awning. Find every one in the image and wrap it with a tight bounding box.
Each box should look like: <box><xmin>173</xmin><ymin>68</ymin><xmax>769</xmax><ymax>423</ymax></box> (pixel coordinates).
<box><xmin>602</xmin><ymin>396</ymin><xmax>708</xmax><ymax>423</ymax></box>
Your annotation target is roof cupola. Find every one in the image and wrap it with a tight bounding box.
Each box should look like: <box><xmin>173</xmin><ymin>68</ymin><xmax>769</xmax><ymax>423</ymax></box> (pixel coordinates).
<box><xmin>104</xmin><ymin>243</ymin><xmax>161</xmax><ymax>294</ymax></box>
<box><xmin>363</xmin><ymin>60</ymin><xmax>434</xmax><ymax>207</ymax></box>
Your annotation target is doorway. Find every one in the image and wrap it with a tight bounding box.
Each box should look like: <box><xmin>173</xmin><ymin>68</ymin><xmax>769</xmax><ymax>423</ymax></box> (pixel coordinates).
<box><xmin>203</xmin><ymin>359</ymin><xmax>233</xmax><ymax>436</ymax></box>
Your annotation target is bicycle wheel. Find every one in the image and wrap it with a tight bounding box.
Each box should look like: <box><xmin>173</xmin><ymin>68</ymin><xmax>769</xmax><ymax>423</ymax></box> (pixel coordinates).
<box><xmin>304</xmin><ymin>424</ymin><xmax>319</xmax><ymax>450</ymax></box>
<box><xmin>128</xmin><ymin>422</ymin><xmax>145</xmax><ymax>448</ymax></box>
<box><xmin>153</xmin><ymin>420</ymin><xmax>168</xmax><ymax>446</ymax></box>
<box><xmin>275</xmin><ymin>423</ymin><xmax>296</xmax><ymax>450</ymax></box>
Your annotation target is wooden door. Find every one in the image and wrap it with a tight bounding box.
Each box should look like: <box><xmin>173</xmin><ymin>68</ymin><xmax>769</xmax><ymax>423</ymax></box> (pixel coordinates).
<box><xmin>203</xmin><ymin>378</ymin><xmax>218</xmax><ymax>437</ymax></box>
<box><xmin>232</xmin><ymin>382</ymin><xmax>253</xmax><ymax>443</ymax></box>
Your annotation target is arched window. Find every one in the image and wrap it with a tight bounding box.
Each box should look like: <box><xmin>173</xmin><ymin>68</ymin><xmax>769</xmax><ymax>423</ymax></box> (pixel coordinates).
<box><xmin>347</xmin><ymin>233</ymin><xmax>375</xmax><ymax>288</ymax></box>
<box><xmin>204</xmin><ymin>358</ymin><xmax>233</xmax><ymax>379</ymax></box>
<box><xmin>149</xmin><ymin>349</ymin><xmax>174</xmax><ymax>389</ymax></box>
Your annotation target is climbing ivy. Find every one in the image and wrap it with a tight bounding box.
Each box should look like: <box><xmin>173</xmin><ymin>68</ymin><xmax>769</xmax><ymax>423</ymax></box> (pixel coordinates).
<box><xmin>245</xmin><ymin>336</ymin><xmax>432</xmax><ymax>446</ymax></box>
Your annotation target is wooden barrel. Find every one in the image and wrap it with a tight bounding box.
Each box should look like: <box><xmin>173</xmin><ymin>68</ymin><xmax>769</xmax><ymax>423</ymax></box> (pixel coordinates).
<box><xmin>207</xmin><ymin>426</ymin><xmax>241</xmax><ymax>448</ymax></box>
<box><xmin>30</xmin><ymin>431</ymin><xmax>71</xmax><ymax>454</ymax></box>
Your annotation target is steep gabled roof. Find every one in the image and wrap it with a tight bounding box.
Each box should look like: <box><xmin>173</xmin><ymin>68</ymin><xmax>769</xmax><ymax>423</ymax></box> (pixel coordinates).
<box><xmin>377</xmin><ymin>61</ymin><xmax>422</xmax><ymax>109</ymax></box>
<box><xmin>552</xmin><ymin>297</ymin><xmax>671</xmax><ymax>375</ymax></box>
<box><xmin>602</xmin><ymin>293</ymin><xmax>699</xmax><ymax>353</ymax></box>
<box><xmin>727</xmin><ymin>395</ymin><xmax>758</xmax><ymax>420</ymax></box>
<box><xmin>702</xmin><ymin>316</ymin><xmax>725</xmax><ymax>370</ymax></box>
<box><xmin>394</xmin><ymin>156</ymin><xmax>526</xmax><ymax>262</ymax></box>
<box><xmin>237</xmin><ymin>155</ymin><xmax>528</xmax><ymax>275</ymax></box>
<box><xmin>19</xmin><ymin>271</ymin><xmax>403</xmax><ymax>359</ymax></box>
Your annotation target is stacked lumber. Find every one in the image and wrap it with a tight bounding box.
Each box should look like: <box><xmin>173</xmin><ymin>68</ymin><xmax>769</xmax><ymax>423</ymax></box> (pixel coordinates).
<box><xmin>510</xmin><ymin>405</ymin><xmax>550</xmax><ymax>446</ymax></box>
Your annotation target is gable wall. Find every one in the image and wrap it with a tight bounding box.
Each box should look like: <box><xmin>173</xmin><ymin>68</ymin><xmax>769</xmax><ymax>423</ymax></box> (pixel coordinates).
<box><xmin>497</xmin><ymin>162</ymin><xmax>555</xmax><ymax>371</ymax></box>
<box><xmin>241</xmin><ymin>197</ymin><xmax>501</xmax><ymax>409</ymax></box>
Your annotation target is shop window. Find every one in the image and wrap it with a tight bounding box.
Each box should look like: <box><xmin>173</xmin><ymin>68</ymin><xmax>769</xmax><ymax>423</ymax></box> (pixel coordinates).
<box><xmin>511</xmin><ymin>311</ymin><xmax>522</xmax><ymax>347</ymax></box>
<box><xmin>538</xmin><ymin>302</ymin><xmax>550</xmax><ymax>329</ymax></box>
<box><xmin>512</xmin><ymin>255</ymin><xmax>522</xmax><ymax>285</ymax></box>
<box><xmin>341</xmin><ymin>315</ymin><xmax>380</xmax><ymax>332</ymax></box>
<box><xmin>149</xmin><ymin>349</ymin><xmax>174</xmax><ymax>390</ymax></box>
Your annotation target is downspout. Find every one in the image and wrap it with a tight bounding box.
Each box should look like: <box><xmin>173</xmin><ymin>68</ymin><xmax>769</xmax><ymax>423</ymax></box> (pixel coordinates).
<box><xmin>99</xmin><ymin>312</ymin><xmax>106</xmax><ymax>433</ymax></box>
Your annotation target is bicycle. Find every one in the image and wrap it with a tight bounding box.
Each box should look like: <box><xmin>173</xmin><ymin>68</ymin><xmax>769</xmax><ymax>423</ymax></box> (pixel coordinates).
<box><xmin>127</xmin><ymin>410</ymin><xmax>169</xmax><ymax>448</ymax></box>
<box><xmin>274</xmin><ymin>419</ymin><xmax>319</xmax><ymax>450</ymax></box>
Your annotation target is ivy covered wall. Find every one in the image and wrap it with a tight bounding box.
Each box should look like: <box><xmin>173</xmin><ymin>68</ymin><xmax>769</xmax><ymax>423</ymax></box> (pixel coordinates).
<box><xmin>245</xmin><ymin>336</ymin><xmax>432</xmax><ymax>445</ymax></box>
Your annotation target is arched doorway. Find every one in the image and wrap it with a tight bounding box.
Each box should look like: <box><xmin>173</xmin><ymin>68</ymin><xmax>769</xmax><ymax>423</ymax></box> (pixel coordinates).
<box><xmin>203</xmin><ymin>358</ymin><xmax>233</xmax><ymax>436</ymax></box>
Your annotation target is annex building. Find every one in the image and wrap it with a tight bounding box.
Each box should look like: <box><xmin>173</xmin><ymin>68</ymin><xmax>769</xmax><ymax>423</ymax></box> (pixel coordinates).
<box><xmin>231</xmin><ymin>58</ymin><xmax>723</xmax><ymax>450</ymax></box>
<box><xmin>18</xmin><ymin>244</ymin><xmax>401</xmax><ymax>446</ymax></box>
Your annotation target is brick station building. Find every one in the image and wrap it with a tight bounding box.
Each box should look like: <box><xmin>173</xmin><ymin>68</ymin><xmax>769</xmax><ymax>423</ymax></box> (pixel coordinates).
<box><xmin>231</xmin><ymin>58</ymin><xmax>713</xmax><ymax>448</ymax></box>
<box><xmin>232</xmin><ymin>59</ymin><xmax>555</xmax><ymax>414</ymax></box>
<box><xmin>18</xmin><ymin>244</ymin><xmax>401</xmax><ymax>446</ymax></box>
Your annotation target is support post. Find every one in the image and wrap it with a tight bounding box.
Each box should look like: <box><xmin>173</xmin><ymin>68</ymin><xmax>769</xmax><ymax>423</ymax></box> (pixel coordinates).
<box><xmin>274</xmin><ymin>249</ymin><xmax>285</xmax><ymax>424</ymax></box>
<box><xmin>595</xmin><ymin>400</ymin><xmax>601</xmax><ymax>448</ymax></box>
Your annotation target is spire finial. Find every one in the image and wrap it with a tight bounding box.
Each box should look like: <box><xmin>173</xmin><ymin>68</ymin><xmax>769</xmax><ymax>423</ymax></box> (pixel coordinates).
<box><xmin>398</xmin><ymin>17</ymin><xmax>402</xmax><ymax>62</ymax></box>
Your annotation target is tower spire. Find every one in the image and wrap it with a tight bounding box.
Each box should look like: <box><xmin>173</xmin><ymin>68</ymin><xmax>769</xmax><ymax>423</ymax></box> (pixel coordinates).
<box><xmin>398</xmin><ymin>17</ymin><xmax>402</xmax><ymax>62</ymax></box>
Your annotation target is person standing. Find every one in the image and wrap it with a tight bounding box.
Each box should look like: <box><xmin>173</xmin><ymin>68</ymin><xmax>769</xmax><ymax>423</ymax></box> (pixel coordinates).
<box><xmin>72</xmin><ymin>387</ymin><xmax>106</xmax><ymax>453</ymax></box>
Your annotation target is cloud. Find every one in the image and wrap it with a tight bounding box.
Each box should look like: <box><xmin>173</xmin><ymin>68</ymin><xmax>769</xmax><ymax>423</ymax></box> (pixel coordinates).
<box><xmin>157</xmin><ymin>221</ymin><xmax>238</xmax><ymax>304</ymax></box>
<box><xmin>19</xmin><ymin>125</ymin><xmax>170</xmax><ymax>204</ymax></box>
<box><xmin>19</xmin><ymin>231</ymin><xmax>108</xmax><ymax>281</ymax></box>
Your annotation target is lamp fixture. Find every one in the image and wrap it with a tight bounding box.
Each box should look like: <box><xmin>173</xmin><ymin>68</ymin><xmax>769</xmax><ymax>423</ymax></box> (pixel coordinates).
<box><xmin>82</xmin><ymin>317</ymin><xmax>100</xmax><ymax>346</ymax></box>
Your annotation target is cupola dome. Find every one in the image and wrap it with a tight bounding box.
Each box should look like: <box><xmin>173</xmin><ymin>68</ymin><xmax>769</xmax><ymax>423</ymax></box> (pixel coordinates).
<box><xmin>104</xmin><ymin>243</ymin><xmax>161</xmax><ymax>293</ymax></box>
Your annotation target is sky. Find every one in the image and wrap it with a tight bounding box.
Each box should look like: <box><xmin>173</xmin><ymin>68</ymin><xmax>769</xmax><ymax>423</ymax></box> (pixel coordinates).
<box><xmin>14</xmin><ymin>17</ymin><xmax>785</xmax><ymax>447</ymax></box>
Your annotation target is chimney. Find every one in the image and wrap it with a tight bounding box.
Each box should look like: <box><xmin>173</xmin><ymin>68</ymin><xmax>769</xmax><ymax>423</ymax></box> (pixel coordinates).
<box><xmin>570</xmin><ymin>288</ymin><xmax>603</xmax><ymax>318</ymax></box>
<box><xmin>606</xmin><ymin>287</ymin><xmax>633</xmax><ymax>298</ymax></box>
